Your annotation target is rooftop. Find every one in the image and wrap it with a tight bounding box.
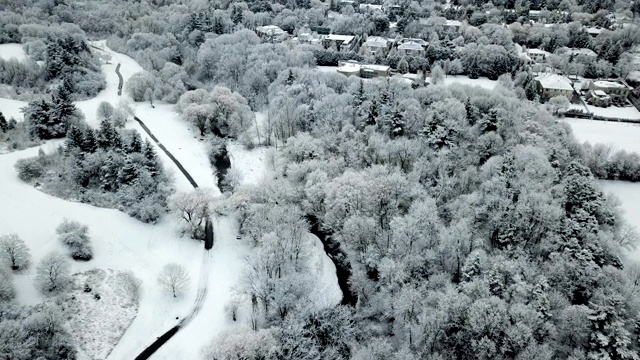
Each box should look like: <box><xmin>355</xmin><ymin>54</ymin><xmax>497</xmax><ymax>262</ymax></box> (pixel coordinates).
<box><xmin>325</xmin><ymin>34</ymin><xmax>356</xmax><ymax>43</ymax></box>
<box><xmin>444</xmin><ymin>20</ymin><xmax>462</xmax><ymax>27</ymax></box>
<box><xmin>363</xmin><ymin>36</ymin><xmax>390</xmax><ymax>47</ymax></box>
<box><xmin>535</xmin><ymin>74</ymin><xmax>574</xmax><ymax>91</ymax></box>
<box><xmin>593</xmin><ymin>80</ymin><xmax>631</xmax><ymax>89</ymax></box>
<box><xmin>569</xmin><ymin>48</ymin><xmax>597</xmax><ymax>57</ymax></box>
<box><xmin>398</xmin><ymin>41</ymin><xmax>425</xmax><ymax>51</ymax></box>
<box><xmin>359</xmin><ymin>4</ymin><xmax>383</xmax><ymax>11</ymax></box>
<box><xmin>256</xmin><ymin>25</ymin><xmax>286</xmax><ymax>35</ymax></box>
<box><xmin>527</xmin><ymin>48</ymin><xmax>548</xmax><ymax>54</ymax></box>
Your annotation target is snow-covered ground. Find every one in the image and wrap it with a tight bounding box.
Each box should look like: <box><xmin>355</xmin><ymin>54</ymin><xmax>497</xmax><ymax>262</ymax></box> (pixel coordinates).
<box><xmin>131</xmin><ymin>103</ymin><xmax>219</xmax><ymax>193</ymax></box>
<box><xmin>564</xmin><ymin>118</ymin><xmax>640</xmax><ymax>154</ymax></box>
<box><xmin>0</xmin><ymin>43</ymin><xmax>27</xmax><ymax>61</ymax></box>
<box><xmin>0</xmin><ymin>145</ymin><xmax>203</xmax><ymax>360</ymax></box>
<box><xmin>0</xmin><ymin>98</ymin><xmax>26</xmax><ymax>120</ymax></box>
<box><xmin>601</xmin><ymin>181</ymin><xmax>640</xmax><ymax>262</ymax></box>
<box><xmin>586</xmin><ymin>104</ymin><xmax>640</xmax><ymax>120</ymax></box>
<box><xmin>441</xmin><ymin>75</ymin><xmax>497</xmax><ymax>90</ymax></box>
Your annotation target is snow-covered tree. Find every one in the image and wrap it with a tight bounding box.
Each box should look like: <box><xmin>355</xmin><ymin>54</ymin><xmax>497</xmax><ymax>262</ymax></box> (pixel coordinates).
<box><xmin>170</xmin><ymin>189</ymin><xmax>214</xmax><ymax>240</ymax></box>
<box><xmin>35</xmin><ymin>252</ymin><xmax>70</xmax><ymax>293</ymax></box>
<box><xmin>430</xmin><ymin>64</ymin><xmax>445</xmax><ymax>85</ymax></box>
<box><xmin>56</xmin><ymin>219</ymin><xmax>93</xmax><ymax>261</ymax></box>
<box><xmin>546</xmin><ymin>95</ymin><xmax>570</xmax><ymax>115</ymax></box>
<box><xmin>157</xmin><ymin>262</ymin><xmax>190</xmax><ymax>298</ymax></box>
<box><xmin>0</xmin><ymin>268</ymin><xmax>15</xmax><ymax>301</ymax></box>
<box><xmin>0</xmin><ymin>234</ymin><xmax>30</xmax><ymax>270</ymax></box>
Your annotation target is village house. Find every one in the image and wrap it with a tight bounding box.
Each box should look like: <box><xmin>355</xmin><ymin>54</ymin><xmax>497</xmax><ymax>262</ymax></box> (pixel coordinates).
<box><xmin>255</xmin><ymin>25</ymin><xmax>288</xmax><ymax>42</ymax></box>
<box><xmin>586</xmin><ymin>89</ymin><xmax>611</xmax><ymax>107</ymax></box>
<box><xmin>588</xmin><ymin>80</ymin><xmax>633</xmax><ymax>103</ymax></box>
<box><xmin>362</xmin><ymin>36</ymin><xmax>391</xmax><ymax>56</ymax></box>
<box><xmin>567</xmin><ymin>47</ymin><xmax>598</xmax><ymax>60</ymax></box>
<box><xmin>397</xmin><ymin>39</ymin><xmax>427</xmax><ymax>56</ymax></box>
<box><xmin>337</xmin><ymin>60</ymin><xmax>390</xmax><ymax>78</ymax></box>
<box><xmin>535</xmin><ymin>73</ymin><xmax>574</xmax><ymax>100</ymax></box>
<box><xmin>323</xmin><ymin>34</ymin><xmax>359</xmax><ymax>53</ymax></box>
<box><xmin>527</xmin><ymin>48</ymin><xmax>549</xmax><ymax>63</ymax></box>
<box><xmin>359</xmin><ymin>3</ymin><xmax>383</xmax><ymax>13</ymax></box>
<box><xmin>444</xmin><ymin>19</ymin><xmax>462</xmax><ymax>31</ymax></box>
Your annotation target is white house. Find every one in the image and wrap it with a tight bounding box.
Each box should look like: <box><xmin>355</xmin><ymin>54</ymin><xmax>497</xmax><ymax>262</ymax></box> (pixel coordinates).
<box><xmin>255</xmin><ymin>25</ymin><xmax>288</xmax><ymax>42</ymax></box>
<box><xmin>398</xmin><ymin>40</ymin><xmax>426</xmax><ymax>56</ymax></box>
<box><xmin>323</xmin><ymin>34</ymin><xmax>359</xmax><ymax>53</ymax></box>
<box><xmin>527</xmin><ymin>48</ymin><xmax>549</xmax><ymax>63</ymax></box>
<box><xmin>362</xmin><ymin>36</ymin><xmax>391</xmax><ymax>56</ymax></box>
<box><xmin>535</xmin><ymin>74</ymin><xmax>574</xmax><ymax>100</ymax></box>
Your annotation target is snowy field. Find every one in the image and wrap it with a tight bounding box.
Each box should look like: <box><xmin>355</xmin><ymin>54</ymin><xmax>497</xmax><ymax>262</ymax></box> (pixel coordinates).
<box><xmin>601</xmin><ymin>181</ymin><xmax>640</xmax><ymax>262</ymax></box>
<box><xmin>0</xmin><ymin>98</ymin><xmax>26</xmax><ymax>120</ymax></box>
<box><xmin>586</xmin><ymin>104</ymin><xmax>640</xmax><ymax>120</ymax></box>
<box><xmin>0</xmin><ymin>43</ymin><xmax>27</xmax><ymax>61</ymax></box>
<box><xmin>564</xmin><ymin>118</ymin><xmax>640</xmax><ymax>154</ymax></box>
<box><xmin>441</xmin><ymin>75</ymin><xmax>497</xmax><ymax>90</ymax></box>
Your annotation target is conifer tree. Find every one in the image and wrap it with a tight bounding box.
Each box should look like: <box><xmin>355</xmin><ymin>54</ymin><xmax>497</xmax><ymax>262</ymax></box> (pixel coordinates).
<box><xmin>81</xmin><ymin>127</ymin><xmax>97</xmax><ymax>153</ymax></box>
<box><xmin>0</xmin><ymin>111</ymin><xmax>7</xmax><ymax>133</ymax></box>
<box><xmin>65</xmin><ymin>125</ymin><xmax>83</xmax><ymax>150</ymax></box>
<box><xmin>118</xmin><ymin>155</ymin><xmax>138</xmax><ymax>185</ymax></box>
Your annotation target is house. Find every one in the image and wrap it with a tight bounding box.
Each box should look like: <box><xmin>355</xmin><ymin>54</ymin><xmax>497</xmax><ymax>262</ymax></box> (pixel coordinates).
<box><xmin>362</xmin><ymin>36</ymin><xmax>391</xmax><ymax>56</ymax></box>
<box><xmin>535</xmin><ymin>74</ymin><xmax>574</xmax><ymax>100</ymax></box>
<box><xmin>527</xmin><ymin>48</ymin><xmax>549</xmax><ymax>63</ymax></box>
<box><xmin>323</xmin><ymin>34</ymin><xmax>359</xmax><ymax>53</ymax></box>
<box><xmin>359</xmin><ymin>3</ymin><xmax>383</xmax><ymax>12</ymax></box>
<box><xmin>337</xmin><ymin>61</ymin><xmax>390</xmax><ymax>78</ymax></box>
<box><xmin>588</xmin><ymin>80</ymin><xmax>632</xmax><ymax>101</ymax></box>
<box><xmin>255</xmin><ymin>25</ymin><xmax>288</xmax><ymax>42</ymax></box>
<box><xmin>568</xmin><ymin>48</ymin><xmax>598</xmax><ymax>59</ymax></box>
<box><xmin>586</xmin><ymin>27</ymin><xmax>603</xmax><ymax>37</ymax></box>
<box><xmin>294</xmin><ymin>32</ymin><xmax>321</xmax><ymax>45</ymax></box>
<box><xmin>586</xmin><ymin>89</ymin><xmax>611</xmax><ymax>107</ymax></box>
<box><xmin>529</xmin><ymin>10</ymin><xmax>541</xmax><ymax>20</ymax></box>
<box><xmin>398</xmin><ymin>40</ymin><xmax>426</xmax><ymax>56</ymax></box>
<box><xmin>444</xmin><ymin>19</ymin><xmax>462</xmax><ymax>31</ymax></box>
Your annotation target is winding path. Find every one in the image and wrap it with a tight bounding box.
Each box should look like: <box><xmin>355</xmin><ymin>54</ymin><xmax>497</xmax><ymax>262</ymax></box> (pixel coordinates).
<box><xmin>113</xmin><ymin>63</ymin><xmax>215</xmax><ymax>360</ymax></box>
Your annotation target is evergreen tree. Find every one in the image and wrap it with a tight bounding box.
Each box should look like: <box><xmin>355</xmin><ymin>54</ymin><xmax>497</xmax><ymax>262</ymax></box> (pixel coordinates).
<box><xmin>81</xmin><ymin>127</ymin><xmax>97</xmax><ymax>153</ymax></box>
<box><xmin>65</xmin><ymin>125</ymin><xmax>83</xmax><ymax>150</ymax></box>
<box><xmin>97</xmin><ymin>119</ymin><xmax>122</xmax><ymax>150</ymax></box>
<box><xmin>0</xmin><ymin>111</ymin><xmax>7</xmax><ymax>133</ymax></box>
<box><xmin>143</xmin><ymin>140</ymin><xmax>159</xmax><ymax>176</ymax></box>
<box><xmin>231</xmin><ymin>5</ymin><xmax>243</xmax><ymax>25</ymax></box>
<box><xmin>24</xmin><ymin>99</ymin><xmax>65</xmax><ymax>140</ymax></box>
<box><xmin>286</xmin><ymin>69</ymin><xmax>295</xmax><ymax>86</ymax></box>
<box><xmin>100</xmin><ymin>154</ymin><xmax>119</xmax><ymax>191</ymax></box>
<box><xmin>118</xmin><ymin>155</ymin><xmax>138</xmax><ymax>185</ymax></box>
<box><xmin>127</xmin><ymin>131</ymin><xmax>143</xmax><ymax>154</ymax></box>
<box><xmin>366</xmin><ymin>100</ymin><xmax>378</xmax><ymax>126</ymax></box>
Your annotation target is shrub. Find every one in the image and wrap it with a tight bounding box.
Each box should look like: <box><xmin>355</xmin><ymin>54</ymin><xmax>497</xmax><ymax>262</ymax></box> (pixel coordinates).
<box><xmin>14</xmin><ymin>158</ymin><xmax>43</xmax><ymax>181</ymax></box>
<box><xmin>56</xmin><ymin>219</ymin><xmax>93</xmax><ymax>261</ymax></box>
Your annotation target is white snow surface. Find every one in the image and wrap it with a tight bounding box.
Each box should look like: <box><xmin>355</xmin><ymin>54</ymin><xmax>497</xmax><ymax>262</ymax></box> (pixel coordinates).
<box><xmin>586</xmin><ymin>104</ymin><xmax>640</xmax><ymax>120</ymax></box>
<box><xmin>564</xmin><ymin>118</ymin><xmax>640</xmax><ymax>154</ymax></box>
<box><xmin>441</xmin><ymin>75</ymin><xmax>497</xmax><ymax>90</ymax></box>
<box><xmin>227</xmin><ymin>142</ymin><xmax>269</xmax><ymax>186</ymax></box>
<box><xmin>0</xmin><ymin>43</ymin><xmax>27</xmax><ymax>61</ymax></box>
<box><xmin>0</xmin><ymin>98</ymin><xmax>26</xmax><ymax>121</ymax></box>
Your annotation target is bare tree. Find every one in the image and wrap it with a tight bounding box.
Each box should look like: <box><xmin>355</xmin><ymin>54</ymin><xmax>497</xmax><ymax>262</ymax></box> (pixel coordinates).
<box><xmin>0</xmin><ymin>234</ymin><xmax>30</xmax><ymax>270</ymax></box>
<box><xmin>170</xmin><ymin>189</ymin><xmax>214</xmax><ymax>240</ymax></box>
<box><xmin>96</xmin><ymin>101</ymin><xmax>115</xmax><ymax>121</ymax></box>
<box><xmin>35</xmin><ymin>252</ymin><xmax>70</xmax><ymax>293</ymax></box>
<box><xmin>158</xmin><ymin>263</ymin><xmax>190</xmax><ymax>298</ymax></box>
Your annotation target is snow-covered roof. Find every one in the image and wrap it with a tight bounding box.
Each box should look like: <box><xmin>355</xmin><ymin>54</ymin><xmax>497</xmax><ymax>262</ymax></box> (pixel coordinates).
<box><xmin>444</xmin><ymin>20</ymin><xmax>462</xmax><ymax>27</ymax></box>
<box><xmin>535</xmin><ymin>74</ymin><xmax>573</xmax><ymax>91</ymax></box>
<box><xmin>359</xmin><ymin>3</ymin><xmax>383</xmax><ymax>11</ymax></box>
<box><xmin>400</xmin><ymin>38</ymin><xmax>428</xmax><ymax>46</ymax></box>
<box><xmin>586</xmin><ymin>27</ymin><xmax>603</xmax><ymax>35</ymax></box>
<box><xmin>592</xmin><ymin>80</ymin><xmax>631</xmax><ymax>89</ymax></box>
<box><xmin>363</xmin><ymin>36</ymin><xmax>390</xmax><ymax>48</ymax></box>
<box><xmin>362</xmin><ymin>64</ymin><xmax>390</xmax><ymax>72</ymax></box>
<box><xmin>569</xmin><ymin>48</ymin><xmax>597</xmax><ymax>57</ymax></box>
<box><xmin>593</xmin><ymin>90</ymin><xmax>608</xmax><ymax>97</ymax></box>
<box><xmin>527</xmin><ymin>48</ymin><xmax>548</xmax><ymax>55</ymax></box>
<box><xmin>256</xmin><ymin>25</ymin><xmax>286</xmax><ymax>36</ymax></box>
<box><xmin>325</xmin><ymin>34</ymin><xmax>356</xmax><ymax>44</ymax></box>
<box><xmin>398</xmin><ymin>41</ymin><xmax>424</xmax><ymax>51</ymax></box>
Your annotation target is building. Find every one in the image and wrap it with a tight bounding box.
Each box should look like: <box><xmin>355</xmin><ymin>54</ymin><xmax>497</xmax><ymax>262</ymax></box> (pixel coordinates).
<box><xmin>337</xmin><ymin>61</ymin><xmax>390</xmax><ymax>78</ymax></box>
<box><xmin>586</xmin><ymin>89</ymin><xmax>611</xmax><ymax>107</ymax></box>
<box><xmin>294</xmin><ymin>32</ymin><xmax>321</xmax><ymax>45</ymax></box>
<box><xmin>255</xmin><ymin>25</ymin><xmax>288</xmax><ymax>42</ymax></box>
<box><xmin>568</xmin><ymin>48</ymin><xmax>598</xmax><ymax>59</ymax></box>
<box><xmin>362</xmin><ymin>36</ymin><xmax>391</xmax><ymax>56</ymax></box>
<box><xmin>359</xmin><ymin>3</ymin><xmax>383</xmax><ymax>12</ymax></box>
<box><xmin>527</xmin><ymin>48</ymin><xmax>549</xmax><ymax>63</ymax></box>
<box><xmin>398</xmin><ymin>40</ymin><xmax>426</xmax><ymax>56</ymax></box>
<box><xmin>323</xmin><ymin>34</ymin><xmax>359</xmax><ymax>53</ymax></box>
<box><xmin>586</xmin><ymin>27</ymin><xmax>603</xmax><ymax>37</ymax></box>
<box><xmin>535</xmin><ymin>74</ymin><xmax>574</xmax><ymax>100</ymax></box>
<box><xmin>529</xmin><ymin>10</ymin><xmax>541</xmax><ymax>20</ymax></box>
<box><xmin>588</xmin><ymin>80</ymin><xmax>632</xmax><ymax>101</ymax></box>
<box><xmin>444</xmin><ymin>19</ymin><xmax>462</xmax><ymax>30</ymax></box>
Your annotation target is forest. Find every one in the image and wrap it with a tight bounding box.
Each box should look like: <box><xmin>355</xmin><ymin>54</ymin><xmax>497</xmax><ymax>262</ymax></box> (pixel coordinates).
<box><xmin>2</xmin><ymin>0</ymin><xmax>640</xmax><ymax>358</ymax></box>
